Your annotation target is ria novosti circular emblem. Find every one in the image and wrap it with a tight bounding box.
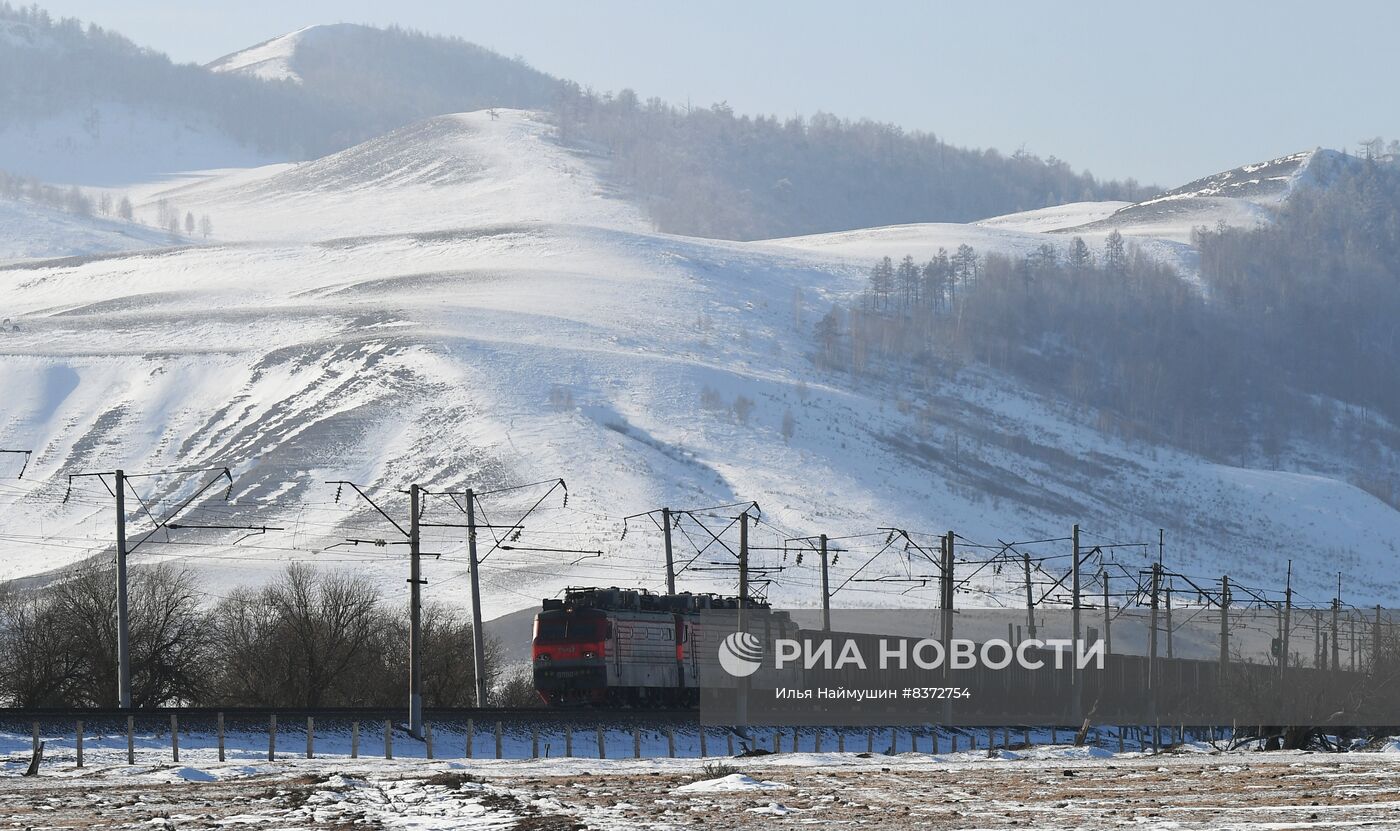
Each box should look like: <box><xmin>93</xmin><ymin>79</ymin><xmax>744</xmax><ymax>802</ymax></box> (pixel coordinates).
<box><xmin>718</xmin><ymin>631</ymin><xmax>764</xmax><ymax>677</ymax></box>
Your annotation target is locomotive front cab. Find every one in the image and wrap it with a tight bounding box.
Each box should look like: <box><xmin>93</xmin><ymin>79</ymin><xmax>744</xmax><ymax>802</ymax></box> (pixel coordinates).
<box><xmin>532</xmin><ymin>605</ymin><xmax>611</xmax><ymax>704</ymax></box>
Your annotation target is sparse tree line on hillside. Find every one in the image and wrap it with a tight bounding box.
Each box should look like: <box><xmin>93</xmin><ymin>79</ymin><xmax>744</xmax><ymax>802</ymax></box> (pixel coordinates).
<box><xmin>811</xmin><ymin>156</ymin><xmax>1400</xmax><ymax>499</ymax></box>
<box><xmin>551</xmin><ymin>84</ymin><xmax>1151</xmax><ymax>241</ymax></box>
<box><xmin>0</xmin><ymin>563</ymin><xmax>529</xmax><ymax>708</ymax></box>
<box><xmin>1</xmin><ymin>170</ymin><xmax>215</xmax><ymax>240</ymax></box>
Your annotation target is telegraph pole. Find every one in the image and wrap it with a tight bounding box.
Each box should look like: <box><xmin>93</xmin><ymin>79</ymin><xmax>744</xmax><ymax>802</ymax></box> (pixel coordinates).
<box><xmin>466</xmin><ymin>488</ymin><xmax>488</xmax><ymax>709</ymax></box>
<box><xmin>819</xmin><ymin>533</ymin><xmax>831</xmax><ymax>632</ymax></box>
<box><xmin>662</xmin><ymin>507</ymin><xmax>676</xmax><ymax>595</ymax></box>
<box><xmin>115</xmin><ymin>469</ymin><xmax>131</xmax><ymax>710</ymax></box>
<box><xmin>408</xmin><ymin>484</ymin><xmax>423</xmax><ymax>738</ymax></box>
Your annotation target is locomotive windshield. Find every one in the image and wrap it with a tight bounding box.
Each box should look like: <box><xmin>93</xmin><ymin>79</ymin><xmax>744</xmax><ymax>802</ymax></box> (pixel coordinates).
<box><xmin>535</xmin><ymin>610</ymin><xmax>607</xmax><ymax>642</ymax></box>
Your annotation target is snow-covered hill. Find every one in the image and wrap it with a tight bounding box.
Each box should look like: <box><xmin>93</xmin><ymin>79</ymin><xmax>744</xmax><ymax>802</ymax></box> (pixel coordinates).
<box><xmin>205</xmin><ymin>24</ymin><xmax>320</xmax><ymax>82</ymax></box>
<box><xmin>120</xmin><ymin>111</ymin><xmax>647</xmax><ymax>241</ymax></box>
<box><xmin>2</xmin><ymin>115</ymin><xmax>1395</xmax><ymax>618</ymax></box>
<box><xmin>0</xmin><ymin>104</ymin><xmax>281</xmax><ymax>187</ymax></box>
<box><xmin>0</xmin><ymin>197</ymin><xmax>173</xmax><ymax>263</ymax></box>
<box><xmin>762</xmin><ymin>150</ymin><xmax>1347</xmax><ymax>274</ymax></box>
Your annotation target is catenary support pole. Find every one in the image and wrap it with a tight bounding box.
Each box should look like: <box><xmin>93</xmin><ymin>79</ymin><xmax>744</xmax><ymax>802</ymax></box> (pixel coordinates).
<box><xmin>1071</xmin><ymin>524</ymin><xmax>1082</xmax><ymax>723</ymax></box>
<box><xmin>1220</xmin><ymin>576</ymin><xmax>1230</xmax><ymax>676</ymax></box>
<box><xmin>467</xmin><ymin>489</ymin><xmax>489</xmax><ymax>708</ymax></box>
<box><xmin>820</xmin><ymin>534</ymin><xmax>831</xmax><ymax>632</ymax></box>
<box><xmin>1102</xmin><ymin>570</ymin><xmax>1112</xmax><ymax>654</ymax></box>
<box><xmin>408</xmin><ymin>484</ymin><xmax>423</xmax><ymax>737</ymax></box>
<box><xmin>115</xmin><ymin>469</ymin><xmax>132</xmax><ymax>709</ymax></box>
<box><xmin>662</xmin><ymin>507</ymin><xmax>676</xmax><ymax>595</ymax></box>
<box><xmin>1024</xmin><ymin>551</ymin><xmax>1036</xmax><ymax>638</ymax></box>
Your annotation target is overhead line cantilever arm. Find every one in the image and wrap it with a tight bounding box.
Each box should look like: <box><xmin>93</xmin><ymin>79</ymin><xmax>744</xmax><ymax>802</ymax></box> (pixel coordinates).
<box><xmin>325</xmin><ymin>480</ymin><xmax>408</xmax><ymax>538</ymax></box>
<box><xmin>1</xmin><ymin>449</ymin><xmax>32</xmax><ymax>479</ymax></box>
<box><xmin>127</xmin><ymin>468</ymin><xmax>235</xmax><ymax>554</ymax></box>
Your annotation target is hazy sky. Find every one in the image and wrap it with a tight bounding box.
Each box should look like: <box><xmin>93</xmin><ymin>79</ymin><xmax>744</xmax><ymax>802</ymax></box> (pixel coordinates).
<box><xmin>36</xmin><ymin>0</ymin><xmax>1400</xmax><ymax>185</ymax></box>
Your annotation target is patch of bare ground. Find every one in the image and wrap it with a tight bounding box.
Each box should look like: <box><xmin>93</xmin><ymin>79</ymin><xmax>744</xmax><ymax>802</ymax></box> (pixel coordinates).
<box><xmin>2</xmin><ymin>756</ymin><xmax>1399</xmax><ymax>829</ymax></box>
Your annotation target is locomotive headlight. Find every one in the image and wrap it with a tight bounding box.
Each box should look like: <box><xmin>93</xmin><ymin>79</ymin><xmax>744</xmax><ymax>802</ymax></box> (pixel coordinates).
<box><xmin>582</xmin><ymin>650</ymin><xmax>597</xmax><ymax>659</ymax></box>
<box><xmin>536</xmin><ymin>654</ymin><xmax>551</xmax><ymax>662</ymax></box>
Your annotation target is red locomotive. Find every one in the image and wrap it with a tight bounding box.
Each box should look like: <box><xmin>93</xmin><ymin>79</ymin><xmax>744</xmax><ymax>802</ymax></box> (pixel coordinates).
<box><xmin>531</xmin><ymin>587</ymin><xmax>764</xmax><ymax>706</ymax></box>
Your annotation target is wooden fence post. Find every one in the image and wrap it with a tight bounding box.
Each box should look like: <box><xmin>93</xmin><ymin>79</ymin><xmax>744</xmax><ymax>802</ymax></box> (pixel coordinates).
<box><xmin>171</xmin><ymin>714</ymin><xmax>179</xmax><ymax>762</ymax></box>
<box><xmin>269</xmin><ymin>714</ymin><xmax>277</xmax><ymax>761</ymax></box>
<box><xmin>466</xmin><ymin>719</ymin><xmax>474</xmax><ymax>758</ymax></box>
<box><xmin>699</xmin><ymin>729</ymin><xmax>708</xmax><ymax>757</ymax></box>
<box><xmin>495</xmin><ymin>722</ymin><xmax>503</xmax><ymax>759</ymax></box>
<box><xmin>351</xmin><ymin>721</ymin><xmax>359</xmax><ymax>759</ymax></box>
<box><xmin>425</xmin><ymin>722</ymin><xmax>434</xmax><ymax>760</ymax></box>
<box><xmin>76</xmin><ymin>721</ymin><xmax>83</xmax><ymax>769</ymax></box>
<box><xmin>596</xmin><ymin>725</ymin><xmax>605</xmax><ymax>759</ymax></box>
<box><xmin>384</xmin><ymin>720</ymin><xmax>393</xmax><ymax>760</ymax></box>
<box><xmin>565</xmin><ymin>724</ymin><xmax>573</xmax><ymax>757</ymax></box>
<box><xmin>306</xmin><ymin>717</ymin><xmax>314</xmax><ymax>759</ymax></box>
<box><xmin>838</xmin><ymin>732</ymin><xmax>845</xmax><ymax>753</ymax></box>
<box><xmin>666</xmin><ymin>727</ymin><xmax>675</xmax><ymax>758</ymax></box>
<box><xmin>126</xmin><ymin>716</ymin><xmax>134</xmax><ymax>765</ymax></box>
<box><xmin>217</xmin><ymin>713</ymin><xmax>225</xmax><ymax>762</ymax></box>
<box><xmin>531</xmin><ymin>726</ymin><xmax>539</xmax><ymax>759</ymax></box>
<box><xmin>633</xmin><ymin>726</ymin><xmax>641</xmax><ymax>758</ymax></box>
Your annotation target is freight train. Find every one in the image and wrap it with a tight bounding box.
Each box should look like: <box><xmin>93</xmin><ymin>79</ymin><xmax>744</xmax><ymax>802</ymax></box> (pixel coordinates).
<box><xmin>531</xmin><ymin>587</ymin><xmax>779</xmax><ymax>706</ymax></box>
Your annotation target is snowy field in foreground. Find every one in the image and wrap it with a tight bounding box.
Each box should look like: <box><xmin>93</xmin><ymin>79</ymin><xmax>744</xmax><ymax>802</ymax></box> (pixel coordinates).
<box><xmin>3</xmin><ymin>734</ymin><xmax>1400</xmax><ymax>830</ymax></box>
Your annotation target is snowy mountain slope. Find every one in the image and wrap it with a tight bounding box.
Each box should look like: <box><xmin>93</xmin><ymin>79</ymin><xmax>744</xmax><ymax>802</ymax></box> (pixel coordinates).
<box><xmin>974</xmin><ymin>201</ymin><xmax>1131</xmax><ymax>233</ymax></box>
<box><xmin>2</xmin><ymin>115</ymin><xmax>1396</xmax><ymax>619</ymax></box>
<box><xmin>206</xmin><ymin>25</ymin><xmax>328</xmax><ymax>83</ymax></box>
<box><xmin>122</xmin><ymin>111</ymin><xmax>648</xmax><ymax>242</ymax></box>
<box><xmin>762</xmin><ymin>152</ymin><xmax>1341</xmax><ymax>269</ymax></box>
<box><xmin>0</xmin><ymin>104</ymin><xmax>280</xmax><ymax>187</ymax></box>
<box><xmin>3</xmin><ymin>220</ymin><xmax>1397</xmax><ymax>614</ymax></box>
<box><xmin>5</xmin><ymin>109</ymin><xmax>1394</xmax><ymax>618</ymax></box>
<box><xmin>0</xmin><ymin>198</ymin><xmax>172</xmax><ymax>263</ymax></box>
<box><xmin>1046</xmin><ymin>149</ymin><xmax>1347</xmax><ymax>244</ymax></box>
<box><xmin>758</xmin><ymin>212</ymin><xmax>1200</xmax><ymax>277</ymax></box>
